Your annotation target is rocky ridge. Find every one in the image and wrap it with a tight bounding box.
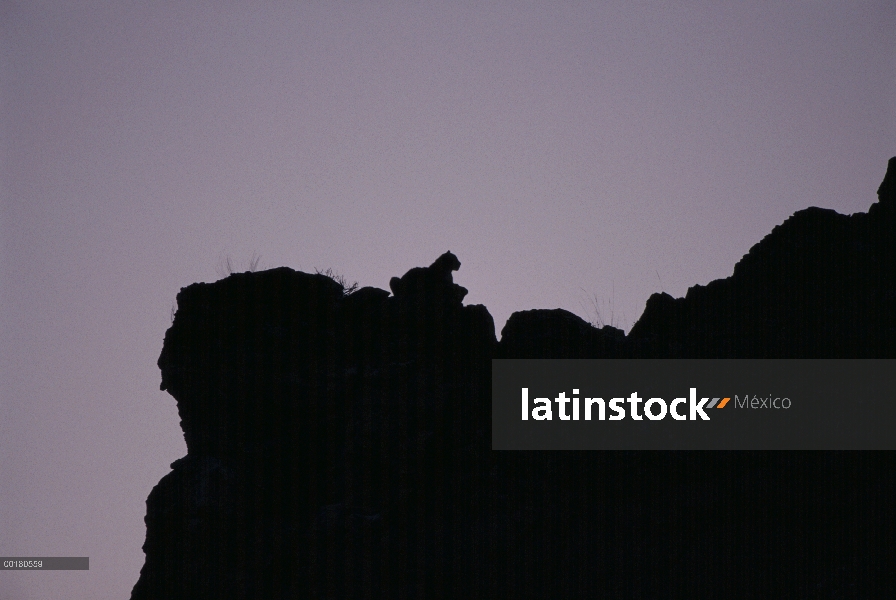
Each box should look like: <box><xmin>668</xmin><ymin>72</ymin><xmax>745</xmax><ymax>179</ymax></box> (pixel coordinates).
<box><xmin>131</xmin><ymin>158</ymin><xmax>896</xmax><ymax>599</ymax></box>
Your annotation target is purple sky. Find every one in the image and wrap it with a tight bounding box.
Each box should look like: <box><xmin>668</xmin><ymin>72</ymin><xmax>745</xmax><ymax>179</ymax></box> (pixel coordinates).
<box><xmin>1</xmin><ymin>2</ymin><xmax>893</xmax><ymax>598</ymax></box>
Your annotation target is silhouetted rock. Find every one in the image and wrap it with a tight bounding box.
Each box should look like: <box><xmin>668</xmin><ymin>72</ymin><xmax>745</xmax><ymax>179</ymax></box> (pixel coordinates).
<box><xmin>344</xmin><ymin>285</ymin><xmax>390</xmax><ymax>305</ymax></box>
<box><xmin>498</xmin><ymin>308</ymin><xmax>626</xmax><ymax>358</ymax></box>
<box><xmin>876</xmin><ymin>156</ymin><xmax>896</xmax><ymax>205</ymax></box>
<box><xmin>133</xmin><ymin>159</ymin><xmax>896</xmax><ymax>599</ymax></box>
<box><xmin>628</xmin><ymin>167</ymin><xmax>896</xmax><ymax>357</ymax></box>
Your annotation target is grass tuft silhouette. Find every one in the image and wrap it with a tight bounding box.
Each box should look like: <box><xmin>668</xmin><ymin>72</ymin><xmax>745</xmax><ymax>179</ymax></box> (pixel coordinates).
<box><xmin>314</xmin><ymin>267</ymin><xmax>359</xmax><ymax>296</ymax></box>
<box><xmin>212</xmin><ymin>254</ymin><xmax>357</xmax><ymax>296</ymax></box>
<box><xmin>216</xmin><ymin>252</ymin><xmax>264</xmax><ymax>279</ymax></box>
<box><xmin>579</xmin><ymin>287</ymin><xmax>626</xmax><ymax>331</ymax></box>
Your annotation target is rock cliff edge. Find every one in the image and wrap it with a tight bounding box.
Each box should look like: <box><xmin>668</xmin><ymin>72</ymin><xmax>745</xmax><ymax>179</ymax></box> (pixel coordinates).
<box><xmin>132</xmin><ymin>159</ymin><xmax>896</xmax><ymax>599</ymax></box>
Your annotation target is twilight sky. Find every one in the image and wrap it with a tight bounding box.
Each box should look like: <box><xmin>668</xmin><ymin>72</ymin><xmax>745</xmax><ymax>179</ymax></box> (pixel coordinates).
<box><xmin>1</xmin><ymin>1</ymin><xmax>893</xmax><ymax>598</ymax></box>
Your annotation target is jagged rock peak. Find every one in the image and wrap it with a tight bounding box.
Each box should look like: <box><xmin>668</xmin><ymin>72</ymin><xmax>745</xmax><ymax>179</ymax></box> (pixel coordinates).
<box><xmin>877</xmin><ymin>156</ymin><xmax>896</xmax><ymax>205</ymax></box>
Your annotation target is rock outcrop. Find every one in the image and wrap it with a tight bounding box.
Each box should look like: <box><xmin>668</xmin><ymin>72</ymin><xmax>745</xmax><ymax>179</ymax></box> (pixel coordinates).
<box><xmin>627</xmin><ymin>205</ymin><xmax>896</xmax><ymax>358</ymax></box>
<box><xmin>132</xmin><ymin>159</ymin><xmax>896</xmax><ymax>599</ymax></box>
<box><xmin>497</xmin><ymin>308</ymin><xmax>626</xmax><ymax>358</ymax></box>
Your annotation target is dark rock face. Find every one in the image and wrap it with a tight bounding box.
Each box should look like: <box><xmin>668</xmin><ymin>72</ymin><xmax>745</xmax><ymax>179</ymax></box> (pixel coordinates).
<box><xmin>627</xmin><ymin>202</ymin><xmax>896</xmax><ymax>358</ymax></box>
<box><xmin>498</xmin><ymin>308</ymin><xmax>626</xmax><ymax>358</ymax></box>
<box><xmin>135</xmin><ymin>253</ymin><xmax>499</xmax><ymax>599</ymax></box>
<box><xmin>133</xmin><ymin>161</ymin><xmax>896</xmax><ymax>599</ymax></box>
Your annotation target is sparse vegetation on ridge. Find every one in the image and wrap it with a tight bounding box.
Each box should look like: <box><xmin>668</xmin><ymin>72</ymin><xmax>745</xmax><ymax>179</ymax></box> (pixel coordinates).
<box><xmin>314</xmin><ymin>267</ymin><xmax>359</xmax><ymax>296</ymax></box>
<box><xmin>216</xmin><ymin>252</ymin><xmax>264</xmax><ymax>279</ymax></box>
<box><xmin>212</xmin><ymin>253</ymin><xmax>359</xmax><ymax>296</ymax></box>
<box><xmin>579</xmin><ymin>287</ymin><xmax>626</xmax><ymax>331</ymax></box>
